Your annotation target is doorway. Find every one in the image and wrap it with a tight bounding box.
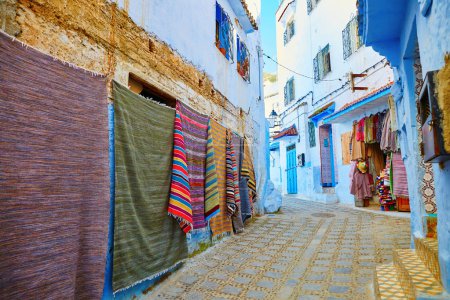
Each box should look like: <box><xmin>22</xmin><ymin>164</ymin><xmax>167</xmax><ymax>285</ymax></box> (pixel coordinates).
<box><xmin>319</xmin><ymin>124</ymin><xmax>336</xmax><ymax>187</ymax></box>
<box><xmin>286</xmin><ymin>144</ymin><xmax>298</xmax><ymax>194</ymax></box>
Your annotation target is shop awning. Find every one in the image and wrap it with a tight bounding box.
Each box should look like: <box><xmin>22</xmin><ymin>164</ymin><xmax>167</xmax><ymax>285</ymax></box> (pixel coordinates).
<box><xmin>308</xmin><ymin>102</ymin><xmax>335</xmax><ymax>126</ymax></box>
<box><xmin>272</xmin><ymin>124</ymin><xmax>298</xmax><ymax>140</ymax></box>
<box><xmin>269</xmin><ymin>142</ymin><xmax>280</xmax><ymax>151</ymax></box>
<box><xmin>323</xmin><ymin>83</ymin><xmax>392</xmax><ymax>124</ymax></box>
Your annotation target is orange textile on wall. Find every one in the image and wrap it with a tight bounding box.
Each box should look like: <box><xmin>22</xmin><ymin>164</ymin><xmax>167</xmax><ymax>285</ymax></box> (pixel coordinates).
<box><xmin>341</xmin><ymin>131</ymin><xmax>352</xmax><ymax>165</ymax></box>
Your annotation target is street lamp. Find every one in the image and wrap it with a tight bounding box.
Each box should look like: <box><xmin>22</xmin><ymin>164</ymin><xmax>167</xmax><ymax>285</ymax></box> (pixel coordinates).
<box><xmin>268</xmin><ymin>108</ymin><xmax>279</xmax><ymax>128</ymax></box>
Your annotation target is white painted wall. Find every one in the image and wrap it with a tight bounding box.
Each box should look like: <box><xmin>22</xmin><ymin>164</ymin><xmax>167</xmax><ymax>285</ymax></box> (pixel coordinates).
<box><xmin>273</xmin><ymin>0</ymin><xmax>393</xmax><ymax>203</ymax></box>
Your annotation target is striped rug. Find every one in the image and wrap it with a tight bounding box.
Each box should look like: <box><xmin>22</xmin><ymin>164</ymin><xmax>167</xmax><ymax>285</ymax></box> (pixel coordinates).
<box><xmin>392</xmin><ymin>152</ymin><xmax>409</xmax><ymax>198</ymax></box>
<box><xmin>209</xmin><ymin>120</ymin><xmax>233</xmax><ymax>239</ymax></box>
<box><xmin>177</xmin><ymin>101</ymin><xmax>209</xmax><ymax>230</ymax></box>
<box><xmin>227</xmin><ymin>130</ymin><xmax>244</xmax><ymax>233</ymax></box>
<box><xmin>205</xmin><ymin>119</ymin><xmax>221</xmax><ymax>221</ymax></box>
<box><xmin>0</xmin><ymin>32</ymin><xmax>109</xmax><ymax>299</ymax></box>
<box><xmin>242</xmin><ymin>139</ymin><xmax>257</xmax><ymax>204</ymax></box>
<box><xmin>168</xmin><ymin>107</ymin><xmax>193</xmax><ymax>233</ymax></box>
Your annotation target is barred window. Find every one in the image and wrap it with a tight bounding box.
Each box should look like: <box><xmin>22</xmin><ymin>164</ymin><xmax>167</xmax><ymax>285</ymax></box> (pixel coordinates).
<box><xmin>237</xmin><ymin>35</ymin><xmax>250</xmax><ymax>82</ymax></box>
<box><xmin>284</xmin><ymin>77</ymin><xmax>295</xmax><ymax>105</ymax></box>
<box><xmin>342</xmin><ymin>16</ymin><xmax>362</xmax><ymax>59</ymax></box>
<box><xmin>307</xmin><ymin>0</ymin><xmax>321</xmax><ymax>14</ymax></box>
<box><xmin>216</xmin><ymin>2</ymin><xmax>234</xmax><ymax>61</ymax></box>
<box><xmin>313</xmin><ymin>44</ymin><xmax>331</xmax><ymax>82</ymax></box>
<box><xmin>284</xmin><ymin>21</ymin><xmax>295</xmax><ymax>45</ymax></box>
<box><xmin>308</xmin><ymin>121</ymin><xmax>316</xmax><ymax>147</ymax></box>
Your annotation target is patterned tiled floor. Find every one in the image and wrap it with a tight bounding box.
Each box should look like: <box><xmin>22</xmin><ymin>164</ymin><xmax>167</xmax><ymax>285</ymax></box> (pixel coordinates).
<box><xmin>148</xmin><ymin>197</ymin><xmax>411</xmax><ymax>300</ymax></box>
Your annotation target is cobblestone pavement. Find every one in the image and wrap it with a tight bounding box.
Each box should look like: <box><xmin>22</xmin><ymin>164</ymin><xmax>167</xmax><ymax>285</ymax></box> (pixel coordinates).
<box><xmin>149</xmin><ymin>197</ymin><xmax>411</xmax><ymax>300</ymax></box>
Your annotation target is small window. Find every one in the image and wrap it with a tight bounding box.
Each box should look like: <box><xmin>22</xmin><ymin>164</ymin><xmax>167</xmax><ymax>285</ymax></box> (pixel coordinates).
<box><xmin>237</xmin><ymin>35</ymin><xmax>250</xmax><ymax>82</ymax></box>
<box><xmin>128</xmin><ymin>74</ymin><xmax>177</xmax><ymax>108</ymax></box>
<box><xmin>284</xmin><ymin>21</ymin><xmax>295</xmax><ymax>45</ymax></box>
<box><xmin>307</xmin><ymin>0</ymin><xmax>321</xmax><ymax>14</ymax></box>
<box><xmin>284</xmin><ymin>77</ymin><xmax>295</xmax><ymax>105</ymax></box>
<box><xmin>342</xmin><ymin>16</ymin><xmax>362</xmax><ymax>59</ymax></box>
<box><xmin>216</xmin><ymin>2</ymin><xmax>234</xmax><ymax>61</ymax></box>
<box><xmin>313</xmin><ymin>44</ymin><xmax>331</xmax><ymax>82</ymax></box>
<box><xmin>308</xmin><ymin>121</ymin><xmax>316</xmax><ymax>147</ymax></box>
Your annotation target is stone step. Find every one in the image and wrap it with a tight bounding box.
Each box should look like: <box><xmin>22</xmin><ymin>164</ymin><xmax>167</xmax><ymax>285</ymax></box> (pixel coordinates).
<box><xmin>374</xmin><ymin>263</ymin><xmax>408</xmax><ymax>300</ymax></box>
<box><xmin>415</xmin><ymin>237</ymin><xmax>441</xmax><ymax>284</ymax></box>
<box><xmin>393</xmin><ymin>249</ymin><xmax>443</xmax><ymax>299</ymax></box>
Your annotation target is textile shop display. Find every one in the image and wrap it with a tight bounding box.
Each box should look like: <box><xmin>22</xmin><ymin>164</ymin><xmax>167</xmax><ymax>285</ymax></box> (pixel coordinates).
<box><xmin>351</xmin><ymin>121</ymin><xmax>366</xmax><ymax>160</ymax></box>
<box><xmin>350</xmin><ymin>161</ymin><xmax>373</xmax><ymax>201</ymax></box>
<box><xmin>177</xmin><ymin>101</ymin><xmax>209</xmax><ymax>230</ymax></box>
<box><xmin>113</xmin><ymin>82</ymin><xmax>187</xmax><ymax>292</ymax></box>
<box><xmin>204</xmin><ymin>120</ymin><xmax>221</xmax><ymax>221</ymax></box>
<box><xmin>168</xmin><ymin>108</ymin><xmax>193</xmax><ymax>233</ymax></box>
<box><xmin>341</xmin><ymin>131</ymin><xmax>352</xmax><ymax>165</ymax></box>
<box><xmin>0</xmin><ymin>32</ymin><xmax>109</xmax><ymax>299</ymax></box>
<box><xmin>209</xmin><ymin>120</ymin><xmax>233</xmax><ymax>239</ymax></box>
<box><xmin>226</xmin><ymin>130</ymin><xmax>244</xmax><ymax>233</ymax></box>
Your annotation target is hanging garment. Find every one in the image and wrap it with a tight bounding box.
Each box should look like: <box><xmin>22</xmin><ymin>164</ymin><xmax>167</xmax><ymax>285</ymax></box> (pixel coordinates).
<box><xmin>204</xmin><ymin>120</ymin><xmax>221</xmax><ymax>221</ymax></box>
<box><xmin>177</xmin><ymin>101</ymin><xmax>209</xmax><ymax>230</ymax></box>
<box><xmin>380</xmin><ymin>112</ymin><xmax>391</xmax><ymax>151</ymax></box>
<box><xmin>168</xmin><ymin>107</ymin><xmax>193</xmax><ymax>233</ymax></box>
<box><xmin>372</xmin><ymin>114</ymin><xmax>379</xmax><ymax>142</ymax></box>
<box><xmin>388</xmin><ymin>95</ymin><xmax>398</xmax><ymax>131</ymax></box>
<box><xmin>350</xmin><ymin>172</ymin><xmax>373</xmax><ymax>200</ymax></box>
<box><xmin>341</xmin><ymin>131</ymin><xmax>352</xmax><ymax>165</ymax></box>
<box><xmin>226</xmin><ymin>130</ymin><xmax>244</xmax><ymax>233</ymax></box>
<box><xmin>0</xmin><ymin>32</ymin><xmax>109</xmax><ymax>299</ymax></box>
<box><xmin>376</xmin><ymin>112</ymin><xmax>386</xmax><ymax>143</ymax></box>
<box><xmin>351</xmin><ymin>122</ymin><xmax>366</xmax><ymax>160</ymax></box>
<box><xmin>356</xmin><ymin>117</ymin><xmax>365</xmax><ymax>141</ymax></box>
<box><xmin>392</xmin><ymin>152</ymin><xmax>409</xmax><ymax>197</ymax></box>
<box><xmin>348</xmin><ymin>161</ymin><xmax>357</xmax><ymax>193</ymax></box>
<box><xmin>364</xmin><ymin>115</ymin><xmax>375</xmax><ymax>143</ymax></box>
<box><xmin>209</xmin><ymin>120</ymin><xmax>233</xmax><ymax>239</ymax></box>
<box><xmin>113</xmin><ymin>82</ymin><xmax>187</xmax><ymax>292</ymax></box>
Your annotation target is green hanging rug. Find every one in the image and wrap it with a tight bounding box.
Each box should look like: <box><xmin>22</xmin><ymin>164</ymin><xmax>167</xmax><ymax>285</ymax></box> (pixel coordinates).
<box><xmin>112</xmin><ymin>81</ymin><xmax>188</xmax><ymax>292</ymax></box>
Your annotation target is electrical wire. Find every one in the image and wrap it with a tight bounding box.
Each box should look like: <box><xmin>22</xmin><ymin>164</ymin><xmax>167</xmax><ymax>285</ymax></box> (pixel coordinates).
<box><xmin>263</xmin><ymin>53</ymin><xmax>343</xmax><ymax>82</ymax></box>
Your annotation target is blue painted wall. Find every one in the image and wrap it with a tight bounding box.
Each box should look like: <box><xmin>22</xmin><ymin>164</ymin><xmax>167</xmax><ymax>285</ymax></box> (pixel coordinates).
<box><xmin>362</xmin><ymin>0</ymin><xmax>450</xmax><ymax>291</ymax></box>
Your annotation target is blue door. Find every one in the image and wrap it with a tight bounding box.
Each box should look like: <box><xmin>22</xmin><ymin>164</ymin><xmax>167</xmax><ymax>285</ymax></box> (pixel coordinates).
<box><xmin>286</xmin><ymin>144</ymin><xmax>298</xmax><ymax>194</ymax></box>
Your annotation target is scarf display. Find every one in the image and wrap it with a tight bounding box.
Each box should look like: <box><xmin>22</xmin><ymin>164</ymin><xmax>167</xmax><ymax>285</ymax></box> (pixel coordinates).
<box><xmin>0</xmin><ymin>32</ymin><xmax>109</xmax><ymax>299</ymax></box>
<box><xmin>113</xmin><ymin>82</ymin><xmax>187</xmax><ymax>292</ymax></box>
<box><xmin>177</xmin><ymin>101</ymin><xmax>209</xmax><ymax>230</ymax></box>
<box><xmin>168</xmin><ymin>108</ymin><xmax>193</xmax><ymax>233</ymax></box>
<box><xmin>208</xmin><ymin>120</ymin><xmax>233</xmax><ymax>239</ymax></box>
<box><xmin>204</xmin><ymin>119</ymin><xmax>221</xmax><ymax>221</ymax></box>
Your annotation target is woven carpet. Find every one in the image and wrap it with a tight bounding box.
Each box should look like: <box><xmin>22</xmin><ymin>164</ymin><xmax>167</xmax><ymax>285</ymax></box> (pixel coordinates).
<box><xmin>0</xmin><ymin>32</ymin><xmax>109</xmax><ymax>299</ymax></box>
<box><xmin>227</xmin><ymin>130</ymin><xmax>244</xmax><ymax>233</ymax></box>
<box><xmin>392</xmin><ymin>152</ymin><xmax>409</xmax><ymax>197</ymax></box>
<box><xmin>168</xmin><ymin>107</ymin><xmax>193</xmax><ymax>233</ymax></box>
<box><xmin>205</xmin><ymin>119</ymin><xmax>221</xmax><ymax>221</ymax></box>
<box><xmin>113</xmin><ymin>82</ymin><xmax>187</xmax><ymax>292</ymax></box>
<box><xmin>242</xmin><ymin>139</ymin><xmax>257</xmax><ymax>204</ymax></box>
<box><xmin>177</xmin><ymin>101</ymin><xmax>209</xmax><ymax>230</ymax></box>
<box><xmin>209</xmin><ymin>120</ymin><xmax>233</xmax><ymax>239</ymax></box>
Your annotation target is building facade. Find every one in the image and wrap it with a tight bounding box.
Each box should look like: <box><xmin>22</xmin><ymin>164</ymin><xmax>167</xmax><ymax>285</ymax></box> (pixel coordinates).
<box><xmin>360</xmin><ymin>0</ymin><xmax>450</xmax><ymax>293</ymax></box>
<box><xmin>0</xmin><ymin>0</ymin><xmax>267</xmax><ymax>298</ymax></box>
<box><xmin>273</xmin><ymin>0</ymin><xmax>394</xmax><ymax>203</ymax></box>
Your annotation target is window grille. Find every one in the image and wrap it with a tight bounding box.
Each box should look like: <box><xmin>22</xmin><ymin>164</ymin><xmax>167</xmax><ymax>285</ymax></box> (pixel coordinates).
<box><xmin>313</xmin><ymin>44</ymin><xmax>331</xmax><ymax>82</ymax></box>
<box><xmin>308</xmin><ymin>121</ymin><xmax>316</xmax><ymax>147</ymax></box>
<box><xmin>237</xmin><ymin>35</ymin><xmax>250</xmax><ymax>82</ymax></box>
<box><xmin>216</xmin><ymin>2</ymin><xmax>234</xmax><ymax>61</ymax></box>
<box><xmin>284</xmin><ymin>77</ymin><xmax>295</xmax><ymax>105</ymax></box>
<box><xmin>284</xmin><ymin>21</ymin><xmax>295</xmax><ymax>45</ymax></box>
<box><xmin>342</xmin><ymin>16</ymin><xmax>362</xmax><ymax>59</ymax></box>
<box><xmin>307</xmin><ymin>0</ymin><xmax>321</xmax><ymax>14</ymax></box>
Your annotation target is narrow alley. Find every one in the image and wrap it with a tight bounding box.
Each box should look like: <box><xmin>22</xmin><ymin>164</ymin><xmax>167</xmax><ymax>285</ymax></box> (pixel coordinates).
<box><xmin>151</xmin><ymin>197</ymin><xmax>410</xmax><ymax>300</ymax></box>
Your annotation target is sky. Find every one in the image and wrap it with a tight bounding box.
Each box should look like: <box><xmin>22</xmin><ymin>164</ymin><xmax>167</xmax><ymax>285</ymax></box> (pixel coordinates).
<box><xmin>260</xmin><ymin>0</ymin><xmax>280</xmax><ymax>74</ymax></box>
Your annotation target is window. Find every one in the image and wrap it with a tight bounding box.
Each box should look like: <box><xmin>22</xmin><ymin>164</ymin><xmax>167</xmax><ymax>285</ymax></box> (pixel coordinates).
<box><xmin>216</xmin><ymin>2</ymin><xmax>234</xmax><ymax>61</ymax></box>
<box><xmin>308</xmin><ymin>121</ymin><xmax>316</xmax><ymax>147</ymax></box>
<box><xmin>307</xmin><ymin>0</ymin><xmax>321</xmax><ymax>14</ymax></box>
<box><xmin>237</xmin><ymin>35</ymin><xmax>250</xmax><ymax>82</ymax></box>
<box><xmin>313</xmin><ymin>44</ymin><xmax>331</xmax><ymax>82</ymax></box>
<box><xmin>284</xmin><ymin>77</ymin><xmax>295</xmax><ymax>105</ymax></box>
<box><xmin>342</xmin><ymin>16</ymin><xmax>362</xmax><ymax>59</ymax></box>
<box><xmin>128</xmin><ymin>74</ymin><xmax>176</xmax><ymax>108</ymax></box>
<box><xmin>284</xmin><ymin>21</ymin><xmax>295</xmax><ymax>45</ymax></box>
